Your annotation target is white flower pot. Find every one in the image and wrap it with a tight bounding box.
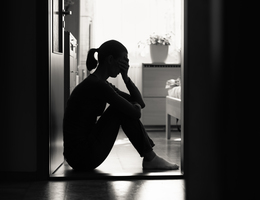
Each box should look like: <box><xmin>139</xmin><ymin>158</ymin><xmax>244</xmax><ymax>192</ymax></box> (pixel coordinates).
<box><xmin>150</xmin><ymin>44</ymin><xmax>169</xmax><ymax>63</ymax></box>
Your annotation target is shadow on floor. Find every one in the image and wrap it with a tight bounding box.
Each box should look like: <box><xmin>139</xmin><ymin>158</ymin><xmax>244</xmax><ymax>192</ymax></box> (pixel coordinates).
<box><xmin>51</xmin><ymin>130</ymin><xmax>183</xmax><ymax>179</ymax></box>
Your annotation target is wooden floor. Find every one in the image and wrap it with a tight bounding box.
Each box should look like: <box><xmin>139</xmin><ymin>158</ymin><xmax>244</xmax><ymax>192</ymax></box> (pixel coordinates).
<box><xmin>51</xmin><ymin>129</ymin><xmax>182</xmax><ymax>178</ymax></box>
<box><xmin>0</xmin><ymin>129</ymin><xmax>185</xmax><ymax>200</ymax></box>
<box><xmin>0</xmin><ymin>179</ymin><xmax>185</xmax><ymax>200</ymax></box>
<box><xmin>0</xmin><ymin>131</ymin><xmax>185</xmax><ymax>200</ymax></box>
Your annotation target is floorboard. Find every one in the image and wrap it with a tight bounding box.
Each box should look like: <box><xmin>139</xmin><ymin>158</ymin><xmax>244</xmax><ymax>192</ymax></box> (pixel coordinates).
<box><xmin>0</xmin><ymin>130</ymin><xmax>184</xmax><ymax>200</ymax></box>
<box><xmin>51</xmin><ymin>129</ymin><xmax>182</xmax><ymax>178</ymax></box>
<box><xmin>0</xmin><ymin>179</ymin><xmax>185</xmax><ymax>200</ymax></box>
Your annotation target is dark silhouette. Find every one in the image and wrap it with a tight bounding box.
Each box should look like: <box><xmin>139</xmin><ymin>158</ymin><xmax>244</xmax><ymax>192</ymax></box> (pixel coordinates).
<box><xmin>63</xmin><ymin>40</ymin><xmax>179</xmax><ymax>171</ymax></box>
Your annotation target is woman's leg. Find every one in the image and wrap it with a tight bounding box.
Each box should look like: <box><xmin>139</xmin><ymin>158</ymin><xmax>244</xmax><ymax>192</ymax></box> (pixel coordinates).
<box><xmin>119</xmin><ymin>110</ymin><xmax>179</xmax><ymax>170</ymax></box>
<box><xmin>77</xmin><ymin>105</ymin><xmax>155</xmax><ymax>170</ymax></box>
<box><xmin>79</xmin><ymin>106</ymin><xmax>121</xmax><ymax>170</ymax></box>
<box><xmin>77</xmin><ymin>106</ymin><xmax>178</xmax><ymax>170</ymax></box>
<box><xmin>87</xmin><ymin>105</ymin><xmax>156</xmax><ymax>167</ymax></box>
<box><xmin>120</xmin><ymin>115</ymin><xmax>155</xmax><ymax>157</ymax></box>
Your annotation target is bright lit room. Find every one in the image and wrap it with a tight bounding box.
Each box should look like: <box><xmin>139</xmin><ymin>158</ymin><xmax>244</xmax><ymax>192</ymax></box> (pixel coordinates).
<box><xmin>51</xmin><ymin>0</ymin><xmax>184</xmax><ymax>178</ymax></box>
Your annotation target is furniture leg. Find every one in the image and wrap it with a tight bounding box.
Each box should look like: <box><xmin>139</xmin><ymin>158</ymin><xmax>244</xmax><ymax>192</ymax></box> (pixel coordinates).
<box><xmin>166</xmin><ymin>113</ymin><xmax>171</xmax><ymax>139</ymax></box>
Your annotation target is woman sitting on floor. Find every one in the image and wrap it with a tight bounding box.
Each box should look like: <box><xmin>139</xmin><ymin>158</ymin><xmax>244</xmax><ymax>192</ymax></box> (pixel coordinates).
<box><xmin>63</xmin><ymin>40</ymin><xmax>179</xmax><ymax>171</ymax></box>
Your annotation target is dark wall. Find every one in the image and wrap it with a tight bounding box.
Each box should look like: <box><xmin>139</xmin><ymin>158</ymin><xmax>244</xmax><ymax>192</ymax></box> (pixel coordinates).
<box><xmin>1</xmin><ymin>0</ymin><xmax>49</xmax><ymax>176</ymax></box>
<box><xmin>2</xmin><ymin>0</ymin><xmax>38</xmax><ymax>172</ymax></box>
<box><xmin>184</xmin><ymin>0</ymin><xmax>222</xmax><ymax>198</ymax></box>
<box><xmin>0</xmin><ymin>0</ymin><xmax>78</xmax><ymax>177</ymax></box>
<box><xmin>184</xmin><ymin>0</ymin><xmax>241</xmax><ymax>199</ymax></box>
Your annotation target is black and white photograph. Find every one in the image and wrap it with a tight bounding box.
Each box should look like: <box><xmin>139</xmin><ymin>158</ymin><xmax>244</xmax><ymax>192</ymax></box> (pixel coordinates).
<box><xmin>1</xmin><ymin>0</ymin><xmax>244</xmax><ymax>199</ymax></box>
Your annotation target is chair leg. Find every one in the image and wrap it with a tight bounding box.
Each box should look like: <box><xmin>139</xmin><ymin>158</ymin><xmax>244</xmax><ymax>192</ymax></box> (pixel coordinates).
<box><xmin>176</xmin><ymin>118</ymin><xmax>181</xmax><ymax>132</ymax></box>
<box><xmin>166</xmin><ymin>114</ymin><xmax>171</xmax><ymax>139</ymax></box>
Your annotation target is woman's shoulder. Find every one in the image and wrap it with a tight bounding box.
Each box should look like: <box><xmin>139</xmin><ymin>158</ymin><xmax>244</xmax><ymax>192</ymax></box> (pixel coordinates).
<box><xmin>81</xmin><ymin>74</ymin><xmax>100</xmax><ymax>86</ymax></box>
<box><xmin>80</xmin><ymin>75</ymin><xmax>112</xmax><ymax>91</ymax></box>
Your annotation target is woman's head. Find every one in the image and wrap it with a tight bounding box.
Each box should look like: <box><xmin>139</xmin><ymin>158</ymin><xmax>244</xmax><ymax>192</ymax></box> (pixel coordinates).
<box><xmin>86</xmin><ymin>40</ymin><xmax>128</xmax><ymax>72</ymax></box>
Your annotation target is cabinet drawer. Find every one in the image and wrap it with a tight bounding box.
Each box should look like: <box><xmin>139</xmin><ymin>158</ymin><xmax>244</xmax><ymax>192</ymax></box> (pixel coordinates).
<box><xmin>143</xmin><ymin>67</ymin><xmax>180</xmax><ymax>97</ymax></box>
<box><xmin>142</xmin><ymin>98</ymin><xmax>165</xmax><ymax>125</ymax></box>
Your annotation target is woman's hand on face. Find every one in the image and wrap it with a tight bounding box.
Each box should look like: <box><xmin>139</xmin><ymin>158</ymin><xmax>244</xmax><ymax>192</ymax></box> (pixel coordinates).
<box><xmin>118</xmin><ymin>58</ymin><xmax>130</xmax><ymax>82</ymax></box>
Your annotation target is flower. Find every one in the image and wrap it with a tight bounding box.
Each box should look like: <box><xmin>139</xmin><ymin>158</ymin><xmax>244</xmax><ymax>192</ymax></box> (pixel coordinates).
<box><xmin>137</xmin><ymin>32</ymin><xmax>174</xmax><ymax>56</ymax></box>
<box><xmin>149</xmin><ymin>33</ymin><xmax>172</xmax><ymax>46</ymax></box>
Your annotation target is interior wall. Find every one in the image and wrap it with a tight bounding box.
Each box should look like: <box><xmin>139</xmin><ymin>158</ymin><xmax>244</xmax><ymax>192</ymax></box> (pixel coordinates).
<box><xmin>90</xmin><ymin>0</ymin><xmax>182</xmax><ymax>65</ymax></box>
<box><xmin>184</xmin><ymin>0</ymin><xmax>241</xmax><ymax>199</ymax></box>
<box><xmin>183</xmin><ymin>0</ymin><xmax>224</xmax><ymax>199</ymax></box>
<box><xmin>1</xmin><ymin>0</ymin><xmax>38</xmax><ymax>172</ymax></box>
<box><xmin>88</xmin><ymin>0</ymin><xmax>182</xmax><ymax>91</ymax></box>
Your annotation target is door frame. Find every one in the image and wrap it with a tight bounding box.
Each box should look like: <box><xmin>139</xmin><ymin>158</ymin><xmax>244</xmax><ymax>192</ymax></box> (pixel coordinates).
<box><xmin>47</xmin><ymin>0</ymin><xmax>186</xmax><ymax>179</ymax></box>
<box><xmin>48</xmin><ymin>0</ymin><xmax>66</xmax><ymax>175</ymax></box>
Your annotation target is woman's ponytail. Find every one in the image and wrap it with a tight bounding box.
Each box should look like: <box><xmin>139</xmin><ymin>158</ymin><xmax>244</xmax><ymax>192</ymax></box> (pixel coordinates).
<box><xmin>86</xmin><ymin>40</ymin><xmax>127</xmax><ymax>72</ymax></box>
<box><xmin>86</xmin><ymin>48</ymin><xmax>98</xmax><ymax>71</ymax></box>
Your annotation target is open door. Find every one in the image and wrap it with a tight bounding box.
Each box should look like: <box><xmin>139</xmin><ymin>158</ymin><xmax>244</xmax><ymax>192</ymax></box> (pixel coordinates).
<box><xmin>49</xmin><ymin>0</ymin><xmax>65</xmax><ymax>174</ymax></box>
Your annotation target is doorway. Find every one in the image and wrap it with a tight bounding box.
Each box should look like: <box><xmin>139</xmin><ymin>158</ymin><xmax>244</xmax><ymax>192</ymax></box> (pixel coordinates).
<box><xmin>49</xmin><ymin>0</ymin><xmax>184</xmax><ymax>178</ymax></box>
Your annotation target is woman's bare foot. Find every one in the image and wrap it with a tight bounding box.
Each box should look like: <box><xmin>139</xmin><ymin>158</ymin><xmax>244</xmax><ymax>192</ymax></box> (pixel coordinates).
<box><xmin>142</xmin><ymin>155</ymin><xmax>179</xmax><ymax>170</ymax></box>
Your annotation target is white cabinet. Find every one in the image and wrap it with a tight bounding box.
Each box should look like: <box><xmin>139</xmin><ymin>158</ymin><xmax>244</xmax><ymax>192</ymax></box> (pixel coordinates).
<box><xmin>142</xmin><ymin>63</ymin><xmax>181</xmax><ymax>126</ymax></box>
<box><xmin>64</xmin><ymin>31</ymin><xmax>78</xmax><ymax>106</ymax></box>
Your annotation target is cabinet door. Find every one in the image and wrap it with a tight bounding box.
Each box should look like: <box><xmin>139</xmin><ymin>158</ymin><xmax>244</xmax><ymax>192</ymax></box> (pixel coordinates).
<box><xmin>142</xmin><ymin>97</ymin><xmax>179</xmax><ymax>126</ymax></box>
<box><xmin>142</xmin><ymin>98</ymin><xmax>165</xmax><ymax>125</ymax></box>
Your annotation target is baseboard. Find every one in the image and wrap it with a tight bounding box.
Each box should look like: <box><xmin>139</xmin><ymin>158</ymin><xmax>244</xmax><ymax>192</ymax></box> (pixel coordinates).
<box><xmin>144</xmin><ymin>125</ymin><xmax>181</xmax><ymax>132</ymax></box>
<box><xmin>0</xmin><ymin>171</ymin><xmax>48</xmax><ymax>181</ymax></box>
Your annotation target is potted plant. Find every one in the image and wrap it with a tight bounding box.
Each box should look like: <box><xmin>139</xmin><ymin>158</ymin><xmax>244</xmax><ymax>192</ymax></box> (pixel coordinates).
<box><xmin>149</xmin><ymin>33</ymin><xmax>172</xmax><ymax>63</ymax></box>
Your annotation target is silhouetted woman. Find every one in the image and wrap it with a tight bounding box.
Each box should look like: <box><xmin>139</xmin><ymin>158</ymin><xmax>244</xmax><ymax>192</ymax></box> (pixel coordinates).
<box><xmin>63</xmin><ymin>40</ymin><xmax>179</xmax><ymax>171</ymax></box>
